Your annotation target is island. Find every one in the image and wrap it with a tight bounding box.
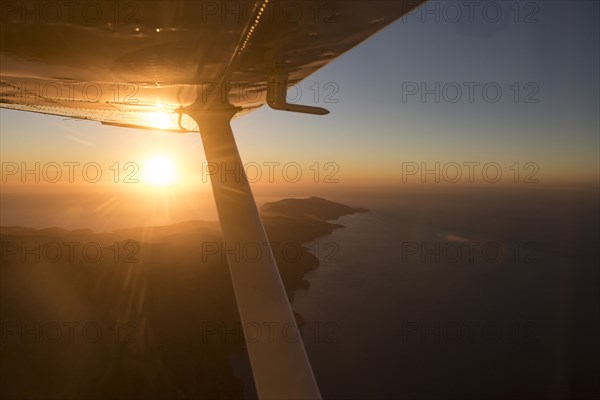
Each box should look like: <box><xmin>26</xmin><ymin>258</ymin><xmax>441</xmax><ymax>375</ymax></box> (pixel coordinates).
<box><xmin>0</xmin><ymin>197</ymin><xmax>366</xmax><ymax>400</ymax></box>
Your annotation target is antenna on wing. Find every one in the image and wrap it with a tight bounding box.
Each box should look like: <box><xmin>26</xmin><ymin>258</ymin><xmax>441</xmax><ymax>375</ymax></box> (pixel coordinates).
<box><xmin>267</xmin><ymin>65</ymin><xmax>329</xmax><ymax>115</ymax></box>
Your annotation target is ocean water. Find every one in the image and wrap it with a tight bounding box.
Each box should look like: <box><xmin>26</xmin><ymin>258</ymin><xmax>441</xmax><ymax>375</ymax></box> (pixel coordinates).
<box><xmin>293</xmin><ymin>187</ymin><xmax>599</xmax><ymax>399</ymax></box>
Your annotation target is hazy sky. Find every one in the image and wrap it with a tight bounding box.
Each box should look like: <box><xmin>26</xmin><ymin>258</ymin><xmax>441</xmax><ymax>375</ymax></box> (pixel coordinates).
<box><xmin>1</xmin><ymin>1</ymin><xmax>598</xmax><ymax>192</ymax></box>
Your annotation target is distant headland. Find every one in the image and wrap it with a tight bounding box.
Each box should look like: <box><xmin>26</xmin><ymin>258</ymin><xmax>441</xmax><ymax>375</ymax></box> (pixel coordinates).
<box><xmin>0</xmin><ymin>197</ymin><xmax>367</xmax><ymax>400</ymax></box>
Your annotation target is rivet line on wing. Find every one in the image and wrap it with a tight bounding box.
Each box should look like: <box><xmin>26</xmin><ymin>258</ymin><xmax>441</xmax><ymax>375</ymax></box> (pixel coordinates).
<box><xmin>239</xmin><ymin>0</ymin><xmax>270</xmax><ymax>54</ymax></box>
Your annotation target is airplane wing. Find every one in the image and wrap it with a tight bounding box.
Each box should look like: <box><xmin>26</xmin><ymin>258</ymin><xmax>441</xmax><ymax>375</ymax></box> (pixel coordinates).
<box><xmin>0</xmin><ymin>0</ymin><xmax>425</xmax><ymax>131</ymax></box>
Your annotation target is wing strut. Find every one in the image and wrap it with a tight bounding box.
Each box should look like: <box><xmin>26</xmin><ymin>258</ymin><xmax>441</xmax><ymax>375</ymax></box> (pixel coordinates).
<box><xmin>184</xmin><ymin>95</ymin><xmax>322</xmax><ymax>400</ymax></box>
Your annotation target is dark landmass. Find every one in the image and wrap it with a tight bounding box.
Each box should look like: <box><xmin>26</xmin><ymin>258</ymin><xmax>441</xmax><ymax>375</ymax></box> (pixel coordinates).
<box><xmin>261</xmin><ymin>196</ymin><xmax>368</xmax><ymax>221</ymax></box>
<box><xmin>0</xmin><ymin>197</ymin><xmax>364</xmax><ymax>400</ymax></box>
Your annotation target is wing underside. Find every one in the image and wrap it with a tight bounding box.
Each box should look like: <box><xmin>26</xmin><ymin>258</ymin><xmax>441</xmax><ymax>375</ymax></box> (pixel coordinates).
<box><xmin>0</xmin><ymin>0</ymin><xmax>424</xmax><ymax>131</ymax></box>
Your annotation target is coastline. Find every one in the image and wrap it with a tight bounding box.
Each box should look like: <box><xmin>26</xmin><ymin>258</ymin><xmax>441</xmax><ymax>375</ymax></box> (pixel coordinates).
<box><xmin>0</xmin><ymin>196</ymin><xmax>366</xmax><ymax>399</ymax></box>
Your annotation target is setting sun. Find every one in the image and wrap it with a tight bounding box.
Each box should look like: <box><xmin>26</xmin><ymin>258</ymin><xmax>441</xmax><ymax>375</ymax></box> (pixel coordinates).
<box><xmin>144</xmin><ymin>155</ymin><xmax>177</xmax><ymax>186</ymax></box>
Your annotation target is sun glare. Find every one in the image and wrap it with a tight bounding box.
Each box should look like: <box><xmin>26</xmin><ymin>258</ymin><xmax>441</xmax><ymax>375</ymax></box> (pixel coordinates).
<box><xmin>144</xmin><ymin>155</ymin><xmax>177</xmax><ymax>186</ymax></box>
<box><xmin>146</xmin><ymin>111</ymin><xmax>172</xmax><ymax>130</ymax></box>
